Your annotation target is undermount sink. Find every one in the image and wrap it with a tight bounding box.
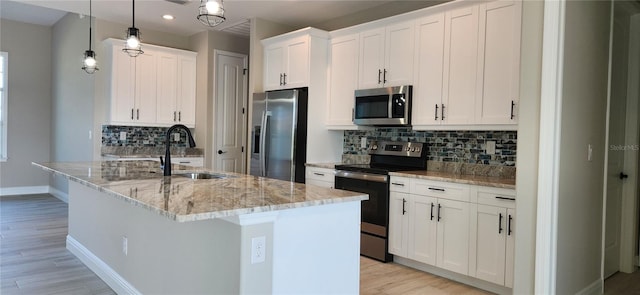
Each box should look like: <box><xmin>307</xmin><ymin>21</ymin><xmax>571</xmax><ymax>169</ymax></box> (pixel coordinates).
<box><xmin>176</xmin><ymin>172</ymin><xmax>233</xmax><ymax>180</ymax></box>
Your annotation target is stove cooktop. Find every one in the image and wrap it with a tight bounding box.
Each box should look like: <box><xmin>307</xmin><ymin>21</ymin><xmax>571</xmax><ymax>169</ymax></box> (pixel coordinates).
<box><xmin>334</xmin><ymin>163</ymin><xmax>418</xmax><ymax>175</ymax></box>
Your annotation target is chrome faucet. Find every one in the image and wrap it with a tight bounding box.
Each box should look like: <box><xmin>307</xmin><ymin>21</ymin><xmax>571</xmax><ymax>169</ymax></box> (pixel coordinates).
<box><xmin>164</xmin><ymin>124</ymin><xmax>196</xmax><ymax>176</ymax></box>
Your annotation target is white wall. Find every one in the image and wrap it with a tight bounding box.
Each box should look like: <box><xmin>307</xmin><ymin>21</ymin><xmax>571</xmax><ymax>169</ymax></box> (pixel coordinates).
<box><xmin>555</xmin><ymin>1</ymin><xmax>612</xmax><ymax>293</ymax></box>
<box><xmin>0</xmin><ymin>19</ymin><xmax>52</xmax><ymax>190</ymax></box>
<box><xmin>513</xmin><ymin>1</ymin><xmax>543</xmax><ymax>293</ymax></box>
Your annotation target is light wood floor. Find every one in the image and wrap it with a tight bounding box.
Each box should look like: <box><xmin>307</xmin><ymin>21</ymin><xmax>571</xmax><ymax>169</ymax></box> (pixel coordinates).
<box><xmin>2</xmin><ymin>194</ymin><xmax>639</xmax><ymax>295</ymax></box>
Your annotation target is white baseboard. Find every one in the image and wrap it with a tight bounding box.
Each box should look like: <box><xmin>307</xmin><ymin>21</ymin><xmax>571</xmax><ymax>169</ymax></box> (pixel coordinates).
<box><xmin>66</xmin><ymin>235</ymin><xmax>141</xmax><ymax>295</ymax></box>
<box><xmin>48</xmin><ymin>187</ymin><xmax>69</xmax><ymax>203</ymax></box>
<box><xmin>0</xmin><ymin>185</ymin><xmax>49</xmax><ymax>196</ymax></box>
<box><xmin>576</xmin><ymin>278</ymin><xmax>603</xmax><ymax>295</ymax></box>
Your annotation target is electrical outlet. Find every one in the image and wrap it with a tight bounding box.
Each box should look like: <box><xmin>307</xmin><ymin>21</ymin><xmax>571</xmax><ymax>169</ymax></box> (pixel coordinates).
<box><xmin>251</xmin><ymin>236</ymin><xmax>266</xmax><ymax>264</ymax></box>
<box><xmin>361</xmin><ymin>137</ymin><xmax>367</xmax><ymax>149</ymax></box>
<box><xmin>486</xmin><ymin>141</ymin><xmax>496</xmax><ymax>155</ymax></box>
<box><xmin>173</xmin><ymin>133</ymin><xmax>180</xmax><ymax>142</ymax></box>
<box><xmin>122</xmin><ymin>236</ymin><xmax>128</xmax><ymax>256</ymax></box>
<box><xmin>119</xmin><ymin>131</ymin><xmax>127</xmax><ymax>141</ymax></box>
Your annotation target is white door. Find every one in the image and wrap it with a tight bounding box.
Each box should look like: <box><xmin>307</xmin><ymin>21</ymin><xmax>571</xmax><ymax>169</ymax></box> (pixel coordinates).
<box><xmin>388</xmin><ymin>192</ymin><xmax>410</xmax><ymax>257</ymax></box>
<box><xmin>412</xmin><ymin>12</ymin><xmax>446</xmax><ymax>126</ymax></box>
<box><xmin>177</xmin><ymin>55</ymin><xmax>197</xmax><ymax>127</ymax></box>
<box><xmin>284</xmin><ymin>36</ymin><xmax>309</xmax><ymax>88</ymax></box>
<box><xmin>264</xmin><ymin>45</ymin><xmax>284</xmax><ymax>91</ymax></box>
<box><xmin>436</xmin><ymin>198</ymin><xmax>470</xmax><ymax>275</ymax></box>
<box><xmin>472</xmin><ymin>204</ymin><xmax>507</xmax><ymax>285</ymax></box>
<box><xmin>111</xmin><ymin>44</ymin><xmax>136</xmax><ymax>124</ymax></box>
<box><xmin>409</xmin><ymin>194</ymin><xmax>437</xmax><ymax>265</ymax></box>
<box><xmin>442</xmin><ymin>5</ymin><xmax>479</xmax><ymax>125</ymax></box>
<box><xmin>156</xmin><ymin>53</ymin><xmax>178</xmax><ymax>125</ymax></box>
<box><xmin>384</xmin><ymin>21</ymin><xmax>415</xmax><ymax>87</ymax></box>
<box><xmin>358</xmin><ymin>28</ymin><xmax>385</xmax><ymax>89</ymax></box>
<box><xmin>214</xmin><ymin>51</ymin><xmax>247</xmax><ymax>173</ymax></box>
<box><xmin>327</xmin><ymin>34</ymin><xmax>359</xmax><ymax>127</ymax></box>
<box><xmin>135</xmin><ymin>50</ymin><xmax>158</xmax><ymax>124</ymax></box>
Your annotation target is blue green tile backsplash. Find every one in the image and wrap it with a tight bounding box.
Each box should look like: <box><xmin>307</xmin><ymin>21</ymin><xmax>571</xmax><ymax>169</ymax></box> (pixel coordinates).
<box><xmin>102</xmin><ymin>125</ymin><xmax>190</xmax><ymax>147</ymax></box>
<box><xmin>344</xmin><ymin>128</ymin><xmax>517</xmax><ymax>166</ymax></box>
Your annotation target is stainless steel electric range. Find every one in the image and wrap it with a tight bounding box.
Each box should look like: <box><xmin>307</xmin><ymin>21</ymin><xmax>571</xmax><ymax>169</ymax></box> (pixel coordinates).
<box><xmin>334</xmin><ymin>141</ymin><xmax>427</xmax><ymax>262</ymax></box>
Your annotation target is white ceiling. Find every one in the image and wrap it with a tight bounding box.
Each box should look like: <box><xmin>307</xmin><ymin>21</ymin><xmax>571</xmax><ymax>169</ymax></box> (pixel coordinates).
<box><xmin>0</xmin><ymin>0</ymin><xmax>426</xmax><ymax>37</ymax></box>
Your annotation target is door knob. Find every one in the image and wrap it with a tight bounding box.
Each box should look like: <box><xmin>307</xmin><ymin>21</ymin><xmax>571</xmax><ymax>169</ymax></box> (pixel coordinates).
<box><xmin>620</xmin><ymin>172</ymin><xmax>629</xmax><ymax>180</ymax></box>
<box><xmin>217</xmin><ymin>150</ymin><xmax>226</xmax><ymax>155</ymax></box>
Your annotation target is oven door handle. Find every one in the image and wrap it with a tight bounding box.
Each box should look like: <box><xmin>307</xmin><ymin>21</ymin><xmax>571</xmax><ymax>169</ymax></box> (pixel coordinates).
<box><xmin>335</xmin><ymin>171</ymin><xmax>388</xmax><ymax>183</ymax></box>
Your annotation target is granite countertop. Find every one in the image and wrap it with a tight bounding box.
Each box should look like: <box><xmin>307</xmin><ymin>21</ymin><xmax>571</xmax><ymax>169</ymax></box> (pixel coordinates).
<box><xmin>389</xmin><ymin>170</ymin><xmax>516</xmax><ymax>189</ymax></box>
<box><xmin>33</xmin><ymin>161</ymin><xmax>368</xmax><ymax>222</ymax></box>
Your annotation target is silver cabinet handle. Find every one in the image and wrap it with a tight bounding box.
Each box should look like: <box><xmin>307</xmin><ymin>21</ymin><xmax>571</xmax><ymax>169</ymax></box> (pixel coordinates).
<box><xmin>178</xmin><ymin>111</ymin><xmax>181</xmax><ymax>121</ymax></box>
<box><xmin>283</xmin><ymin>73</ymin><xmax>287</xmax><ymax>85</ymax></box>
<box><xmin>131</xmin><ymin>109</ymin><xmax>134</xmax><ymax>120</ymax></box>
<box><xmin>173</xmin><ymin>111</ymin><xmax>176</xmax><ymax>121</ymax></box>
<box><xmin>136</xmin><ymin>109</ymin><xmax>139</xmax><ymax>120</ymax></box>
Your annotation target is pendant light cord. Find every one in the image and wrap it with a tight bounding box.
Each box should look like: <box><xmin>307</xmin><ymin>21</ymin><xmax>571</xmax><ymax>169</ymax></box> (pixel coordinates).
<box><xmin>88</xmin><ymin>0</ymin><xmax>92</xmax><ymax>51</ymax></box>
<box><xmin>132</xmin><ymin>0</ymin><xmax>135</xmax><ymax>28</ymax></box>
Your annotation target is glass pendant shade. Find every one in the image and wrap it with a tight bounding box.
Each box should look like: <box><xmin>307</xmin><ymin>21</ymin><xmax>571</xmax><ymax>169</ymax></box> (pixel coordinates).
<box><xmin>123</xmin><ymin>27</ymin><xmax>143</xmax><ymax>57</ymax></box>
<box><xmin>82</xmin><ymin>50</ymin><xmax>98</xmax><ymax>74</ymax></box>
<box><xmin>123</xmin><ymin>0</ymin><xmax>143</xmax><ymax>57</ymax></box>
<box><xmin>197</xmin><ymin>0</ymin><xmax>225</xmax><ymax>27</ymax></box>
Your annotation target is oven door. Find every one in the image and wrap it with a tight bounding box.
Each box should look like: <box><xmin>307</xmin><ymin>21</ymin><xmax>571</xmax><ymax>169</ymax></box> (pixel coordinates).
<box><xmin>334</xmin><ymin>171</ymin><xmax>389</xmax><ymax>236</ymax></box>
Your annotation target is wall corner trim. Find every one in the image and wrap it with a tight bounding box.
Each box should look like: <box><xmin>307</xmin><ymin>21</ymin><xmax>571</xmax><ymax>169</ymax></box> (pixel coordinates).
<box><xmin>575</xmin><ymin>278</ymin><xmax>603</xmax><ymax>295</ymax></box>
<box><xmin>49</xmin><ymin>187</ymin><xmax>69</xmax><ymax>203</ymax></box>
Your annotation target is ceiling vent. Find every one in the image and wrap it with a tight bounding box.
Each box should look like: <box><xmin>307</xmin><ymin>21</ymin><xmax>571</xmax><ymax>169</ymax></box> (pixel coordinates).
<box><xmin>164</xmin><ymin>0</ymin><xmax>191</xmax><ymax>5</ymax></box>
<box><xmin>220</xmin><ymin>19</ymin><xmax>251</xmax><ymax>37</ymax></box>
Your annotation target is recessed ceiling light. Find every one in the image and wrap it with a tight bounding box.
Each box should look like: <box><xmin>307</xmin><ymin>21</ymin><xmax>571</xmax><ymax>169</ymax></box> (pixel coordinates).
<box><xmin>162</xmin><ymin>14</ymin><xmax>175</xmax><ymax>20</ymax></box>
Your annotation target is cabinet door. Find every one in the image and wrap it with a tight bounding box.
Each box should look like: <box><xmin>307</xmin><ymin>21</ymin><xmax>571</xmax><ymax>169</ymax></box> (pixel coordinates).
<box><xmin>389</xmin><ymin>192</ymin><xmax>410</xmax><ymax>257</ymax></box>
<box><xmin>436</xmin><ymin>198</ymin><xmax>470</xmax><ymax>275</ymax></box>
<box><xmin>409</xmin><ymin>194</ymin><xmax>437</xmax><ymax>265</ymax></box>
<box><xmin>384</xmin><ymin>21</ymin><xmax>415</xmax><ymax>87</ymax></box>
<box><xmin>505</xmin><ymin>208</ymin><xmax>516</xmax><ymax>288</ymax></box>
<box><xmin>111</xmin><ymin>45</ymin><xmax>136</xmax><ymax>123</ymax></box>
<box><xmin>471</xmin><ymin>204</ymin><xmax>507</xmax><ymax>285</ymax></box>
<box><xmin>412</xmin><ymin>13</ymin><xmax>446</xmax><ymax>126</ymax></box>
<box><xmin>442</xmin><ymin>6</ymin><xmax>479</xmax><ymax>125</ymax></box>
<box><xmin>156</xmin><ymin>53</ymin><xmax>178</xmax><ymax>125</ymax></box>
<box><xmin>284</xmin><ymin>36</ymin><xmax>309</xmax><ymax>88</ymax></box>
<box><xmin>135</xmin><ymin>51</ymin><xmax>158</xmax><ymax>124</ymax></box>
<box><xmin>358</xmin><ymin>28</ymin><xmax>385</xmax><ymax>89</ymax></box>
<box><xmin>264</xmin><ymin>45</ymin><xmax>284</xmax><ymax>91</ymax></box>
<box><xmin>327</xmin><ymin>34</ymin><xmax>359</xmax><ymax>127</ymax></box>
<box><xmin>177</xmin><ymin>55</ymin><xmax>197</xmax><ymax>127</ymax></box>
<box><xmin>476</xmin><ymin>0</ymin><xmax>522</xmax><ymax>125</ymax></box>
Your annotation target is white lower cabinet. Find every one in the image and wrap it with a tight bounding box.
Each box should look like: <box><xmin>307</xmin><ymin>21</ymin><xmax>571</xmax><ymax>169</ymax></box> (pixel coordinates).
<box><xmin>389</xmin><ymin>176</ymin><xmax>515</xmax><ymax>288</ymax></box>
<box><xmin>305</xmin><ymin>167</ymin><xmax>335</xmax><ymax>188</ymax></box>
<box><xmin>389</xmin><ymin>177</ymin><xmax>470</xmax><ymax>276</ymax></box>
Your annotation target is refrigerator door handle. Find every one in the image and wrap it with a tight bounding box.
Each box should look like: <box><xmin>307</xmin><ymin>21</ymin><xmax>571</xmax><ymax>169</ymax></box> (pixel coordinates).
<box><xmin>259</xmin><ymin>111</ymin><xmax>272</xmax><ymax>177</ymax></box>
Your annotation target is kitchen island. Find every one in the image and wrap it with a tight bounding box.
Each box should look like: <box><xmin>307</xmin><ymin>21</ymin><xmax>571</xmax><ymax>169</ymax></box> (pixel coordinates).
<box><xmin>33</xmin><ymin>161</ymin><xmax>368</xmax><ymax>295</ymax></box>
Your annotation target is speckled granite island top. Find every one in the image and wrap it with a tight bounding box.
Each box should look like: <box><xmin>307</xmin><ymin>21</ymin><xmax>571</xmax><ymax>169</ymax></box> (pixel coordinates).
<box><xmin>389</xmin><ymin>170</ymin><xmax>516</xmax><ymax>189</ymax></box>
<box><xmin>33</xmin><ymin>161</ymin><xmax>368</xmax><ymax>222</ymax></box>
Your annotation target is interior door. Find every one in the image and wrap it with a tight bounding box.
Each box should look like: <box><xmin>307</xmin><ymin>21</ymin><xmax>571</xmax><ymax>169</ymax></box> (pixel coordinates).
<box><xmin>214</xmin><ymin>51</ymin><xmax>247</xmax><ymax>173</ymax></box>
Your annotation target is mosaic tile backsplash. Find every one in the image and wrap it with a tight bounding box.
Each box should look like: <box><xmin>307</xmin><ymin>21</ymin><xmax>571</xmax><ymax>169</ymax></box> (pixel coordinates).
<box><xmin>344</xmin><ymin>128</ymin><xmax>517</xmax><ymax>166</ymax></box>
<box><xmin>102</xmin><ymin>125</ymin><xmax>191</xmax><ymax>147</ymax></box>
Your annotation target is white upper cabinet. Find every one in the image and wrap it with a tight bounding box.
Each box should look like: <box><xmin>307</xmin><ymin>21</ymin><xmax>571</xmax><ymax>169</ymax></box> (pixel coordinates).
<box><xmin>326</xmin><ymin>34</ymin><xmax>359</xmax><ymax>128</ymax></box>
<box><xmin>441</xmin><ymin>5</ymin><xmax>479</xmax><ymax>126</ymax></box>
<box><xmin>476</xmin><ymin>0</ymin><xmax>522</xmax><ymax>125</ymax></box>
<box><xmin>358</xmin><ymin>21</ymin><xmax>414</xmax><ymax>89</ymax></box>
<box><xmin>106</xmin><ymin>39</ymin><xmax>197</xmax><ymax>127</ymax></box>
<box><xmin>263</xmin><ymin>32</ymin><xmax>318</xmax><ymax>91</ymax></box>
<box><xmin>412</xmin><ymin>12</ymin><xmax>446</xmax><ymax>126</ymax></box>
<box><xmin>156</xmin><ymin>52</ymin><xmax>197</xmax><ymax>127</ymax></box>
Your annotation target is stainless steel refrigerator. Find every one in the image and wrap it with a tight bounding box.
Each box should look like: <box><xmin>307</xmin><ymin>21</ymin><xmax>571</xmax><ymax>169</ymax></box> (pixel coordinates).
<box><xmin>250</xmin><ymin>88</ymin><xmax>308</xmax><ymax>183</ymax></box>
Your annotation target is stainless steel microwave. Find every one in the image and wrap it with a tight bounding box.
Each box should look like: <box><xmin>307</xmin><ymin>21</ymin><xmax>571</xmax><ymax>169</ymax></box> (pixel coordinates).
<box><xmin>353</xmin><ymin>85</ymin><xmax>412</xmax><ymax>126</ymax></box>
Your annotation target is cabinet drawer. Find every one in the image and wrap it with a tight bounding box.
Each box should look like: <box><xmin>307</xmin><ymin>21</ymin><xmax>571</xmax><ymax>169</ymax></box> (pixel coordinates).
<box><xmin>173</xmin><ymin>157</ymin><xmax>204</xmax><ymax>168</ymax></box>
<box><xmin>411</xmin><ymin>179</ymin><xmax>470</xmax><ymax>202</ymax></box>
<box><xmin>389</xmin><ymin>177</ymin><xmax>410</xmax><ymax>193</ymax></box>
<box><xmin>305</xmin><ymin>167</ymin><xmax>335</xmax><ymax>182</ymax></box>
<box><xmin>476</xmin><ymin>187</ymin><xmax>516</xmax><ymax>208</ymax></box>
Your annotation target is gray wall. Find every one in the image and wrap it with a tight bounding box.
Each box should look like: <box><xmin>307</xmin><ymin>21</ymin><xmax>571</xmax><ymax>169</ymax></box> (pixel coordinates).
<box><xmin>0</xmin><ymin>19</ymin><xmax>52</xmax><ymax>189</ymax></box>
<box><xmin>50</xmin><ymin>13</ymin><xmax>95</xmax><ymax>193</ymax></box>
<box><xmin>556</xmin><ymin>1</ymin><xmax>611</xmax><ymax>293</ymax></box>
<box><xmin>513</xmin><ymin>1</ymin><xmax>543</xmax><ymax>293</ymax></box>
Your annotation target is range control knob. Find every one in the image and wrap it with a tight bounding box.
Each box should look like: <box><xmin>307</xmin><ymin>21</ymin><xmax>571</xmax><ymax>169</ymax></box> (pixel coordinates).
<box><xmin>410</xmin><ymin>147</ymin><xmax>416</xmax><ymax>152</ymax></box>
<box><xmin>371</xmin><ymin>145</ymin><xmax>378</xmax><ymax>150</ymax></box>
<box><xmin>415</xmin><ymin>147</ymin><xmax>420</xmax><ymax>152</ymax></box>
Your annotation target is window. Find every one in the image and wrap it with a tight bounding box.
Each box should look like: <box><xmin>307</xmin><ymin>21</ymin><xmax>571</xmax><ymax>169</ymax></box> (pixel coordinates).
<box><xmin>0</xmin><ymin>52</ymin><xmax>7</xmax><ymax>161</ymax></box>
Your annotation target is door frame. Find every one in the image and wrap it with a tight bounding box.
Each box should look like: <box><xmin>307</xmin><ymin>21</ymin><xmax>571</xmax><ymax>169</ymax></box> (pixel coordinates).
<box><xmin>212</xmin><ymin>49</ymin><xmax>248</xmax><ymax>173</ymax></box>
<box><xmin>619</xmin><ymin>12</ymin><xmax>640</xmax><ymax>273</ymax></box>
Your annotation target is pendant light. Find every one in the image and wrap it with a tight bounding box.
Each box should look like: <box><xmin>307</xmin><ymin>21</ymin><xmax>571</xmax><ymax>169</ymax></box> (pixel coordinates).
<box><xmin>123</xmin><ymin>0</ymin><xmax>143</xmax><ymax>57</ymax></box>
<box><xmin>82</xmin><ymin>0</ymin><xmax>98</xmax><ymax>74</ymax></box>
<box><xmin>197</xmin><ymin>0</ymin><xmax>226</xmax><ymax>27</ymax></box>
